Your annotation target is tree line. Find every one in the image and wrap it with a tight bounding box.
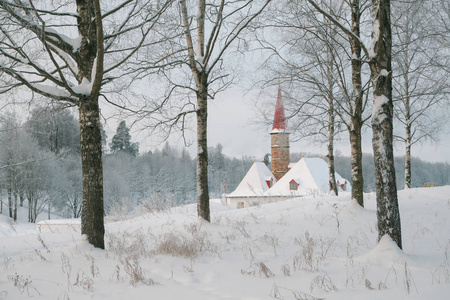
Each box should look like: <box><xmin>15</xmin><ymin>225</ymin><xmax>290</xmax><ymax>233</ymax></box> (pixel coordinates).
<box><xmin>0</xmin><ymin>109</ymin><xmax>253</xmax><ymax>221</ymax></box>
<box><xmin>1</xmin><ymin>102</ymin><xmax>447</xmax><ymax>224</ymax></box>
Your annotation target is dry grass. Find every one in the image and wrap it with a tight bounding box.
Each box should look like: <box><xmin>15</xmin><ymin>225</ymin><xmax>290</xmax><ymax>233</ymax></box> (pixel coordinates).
<box><xmin>271</xmin><ymin>283</ymin><xmax>324</xmax><ymax>300</ymax></box>
<box><xmin>74</xmin><ymin>271</ymin><xmax>94</xmax><ymax>292</ymax></box>
<box><xmin>292</xmin><ymin>232</ymin><xmax>323</xmax><ymax>272</ymax></box>
<box><xmin>153</xmin><ymin>230</ymin><xmax>218</xmax><ymax>259</ymax></box>
<box><xmin>7</xmin><ymin>273</ymin><xmax>40</xmax><ymax>296</ymax></box>
<box><xmin>122</xmin><ymin>257</ymin><xmax>158</xmax><ymax>286</ymax></box>
<box><xmin>241</xmin><ymin>261</ymin><xmax>275</xmax><ymax>278</ymax></box>
<box><xmin>310</xmin><ymin>274</ymin><xmax>336</xmax><ymax>293</ymax></box>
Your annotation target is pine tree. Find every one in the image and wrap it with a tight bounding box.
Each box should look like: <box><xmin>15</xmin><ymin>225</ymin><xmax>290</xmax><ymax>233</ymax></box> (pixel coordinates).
<box><xmin>109</xmin><ymin>121</ymin><xmax>139</xmax><ymax>157</ymax></box>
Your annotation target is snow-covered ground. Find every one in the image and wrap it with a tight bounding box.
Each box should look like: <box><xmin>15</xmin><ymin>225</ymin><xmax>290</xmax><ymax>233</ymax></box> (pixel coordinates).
<box><xmin>1</xmin><ymin>186</ymin><xmax>449</xmax><ymax>299</ymax></box>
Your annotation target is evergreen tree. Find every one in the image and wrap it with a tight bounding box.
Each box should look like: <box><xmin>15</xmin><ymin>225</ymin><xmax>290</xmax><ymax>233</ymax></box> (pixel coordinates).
<box><xmin>109</xmin><ymin>121</ymin><xmax>139</xmax><ymax>157</ymax></box>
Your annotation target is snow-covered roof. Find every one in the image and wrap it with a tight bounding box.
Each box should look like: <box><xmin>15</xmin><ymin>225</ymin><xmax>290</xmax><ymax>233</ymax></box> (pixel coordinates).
<box><xmin>228</xmin><ymin>162</ymin><xmax>277</xmax><ymax>197</ymax></box>
<box><xmin>265</xmin><ymin>157</ymin><xmax>350</xmax><ymax>196</ymax></box>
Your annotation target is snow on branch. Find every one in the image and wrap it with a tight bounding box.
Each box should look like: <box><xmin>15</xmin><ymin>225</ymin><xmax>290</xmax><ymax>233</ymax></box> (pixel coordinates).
<box><xmin>0</xmin><ymin>1</ymin><xmax>78</xmax><ymax>57</ymax></box>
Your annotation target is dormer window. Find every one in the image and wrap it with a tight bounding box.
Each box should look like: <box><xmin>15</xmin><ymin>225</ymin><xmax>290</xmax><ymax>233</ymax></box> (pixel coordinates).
<box><xmin>289</xmin><ymin>179</ymin><xmax>298</xmax><ymax>191</ymax></box>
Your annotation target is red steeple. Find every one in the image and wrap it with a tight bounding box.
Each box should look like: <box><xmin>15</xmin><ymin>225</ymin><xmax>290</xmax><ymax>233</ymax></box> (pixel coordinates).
<box><xmin>272</xmin><ymin>84</ymin><xmax>286</xmax><ymax>131</ymax></box>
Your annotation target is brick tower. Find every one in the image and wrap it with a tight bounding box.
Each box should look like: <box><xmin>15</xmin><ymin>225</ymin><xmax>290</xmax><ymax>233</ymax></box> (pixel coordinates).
<box><xmin>270</xmin><ymin>84</ymin><xmax>290</xmax><ymax>180</ymax></box>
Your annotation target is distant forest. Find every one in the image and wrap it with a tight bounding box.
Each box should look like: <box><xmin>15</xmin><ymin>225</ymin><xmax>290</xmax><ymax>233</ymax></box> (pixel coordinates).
<box><xmin>326</xmin><ymin>154</ymin><xmax>449</xmax><ymax>192</ymax></box>
<box><xmin>1</xmin><ymin>106</ymin><xmax>448</xmax><ymax>220</ymax></box>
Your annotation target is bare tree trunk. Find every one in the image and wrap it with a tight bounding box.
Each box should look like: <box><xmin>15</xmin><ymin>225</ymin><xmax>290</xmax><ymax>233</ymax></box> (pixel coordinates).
<box><xmin>77</xmin><ymin>0</ymin><xmax>105</xmax><ymax>249</ymax></box>
<box><xmin>349</xmin><ymin>0</ymin><xmax>365</xmax><ymax>207</ymax></box>
<box><xmin>8</xmin><ymin>176</ymin><xmax>12</xmax><ymax>218</ymax></box>
<box><xmin>79</xmin><ymin>97</ymin><xmax>105</xmax><ymax>248</ymax></box>
<box><xmin>180</xmin><ymin>0</ymin><xmax>211</xmax><ymax>222</ymax></box>
<box><xmin>28</xmin><ymin>200</ymin><xmax>31</xmax><ymax>223</ymax></box>
<box><xmin>404</xmin><ymin>126</ymin><xmax>411</xmax><ymax>189</ymax></box>
<box><xmin>403</xmin><ymin>72</ymin><xmax>412</xmax><ymax>189</ymax></box>
<box><xmin>33</xmin><ymin>196</ymin><xmax>37</xmax><ymax>223</ymax></box>
<box><xmin>306</xmin><ymin>0</ymin><xmax>402</xmax><ymax>248</ymax></box>
<box><xmin>13</xmin><ymin>188</ymin><xmax>17</xmax><ymax>222</ymax></box>
<box><xmin>349</xmin><ymin>123</ymin><xmax>364</xmax><ymax>206</ymax></box>
<box><xmin>196</xmin><ymin>84</ymin><xmax>210</xmax><ymax>222</ymax></box>
<box><xmin>28</xmin><ymin>194</ymin><xmax>33</xmax><ymax>223</ymax></box>
<box><xmin>327</xmin><ymin>91</ymin><xmax>338</xmax><ymax>196</ymax></box>
<box><xmin>327</xmin><ymin>136</ymin><xmax>338</xmax><ymax>196</ymax></box>
<box><xmin>370</xmin><ymin>0</ymin><xmax>402</xmax><ymax>249</ymax></box>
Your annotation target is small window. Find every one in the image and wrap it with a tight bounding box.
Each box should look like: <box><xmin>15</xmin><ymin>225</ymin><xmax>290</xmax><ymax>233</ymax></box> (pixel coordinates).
<box><xmin>237</xmin><ymin>202</ymin><xmax>244</xmax><ymax>208</ymax></box>
<box><xmin>290</xmin><ymin>181</ymin><xmax>298</xmax><ymax>191</ymax></box>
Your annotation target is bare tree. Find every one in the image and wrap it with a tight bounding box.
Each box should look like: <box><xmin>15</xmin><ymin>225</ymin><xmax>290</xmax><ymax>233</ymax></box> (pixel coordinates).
<box><xmin>392</xmin><ymin>0</ymin><xmax>450</xmax><ymax>188</ymax></box>
<box><xmin>133</xmin><ymin>0</ymin><xmax>272</xmax><ymax>221</ymax></box>
<box><xmin>306</xmin><ymin>0</ymin><xmax>402</xmax><ymax>248</ymax></box>
<box><xmin>277</xmin><ymin>32</ymin><xmax>343</xmax><ymax>196</ymax></box>
<box><xmin>258</xmin><ymin>0</ymin><xmax>370</xmax><ymax>201</ymax></box>
<box><xmin>303</xmin><ymin>0</ymin><xmax>371</xmax><ymax>207</ymax></box>
<box><xmin>0</xmin><ymin>0</ymin><xmax>170</xmax><ymax>248</ymax></box>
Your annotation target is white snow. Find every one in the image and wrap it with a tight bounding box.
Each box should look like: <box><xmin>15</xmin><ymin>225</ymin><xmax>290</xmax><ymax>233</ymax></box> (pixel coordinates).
<box><xmin>380</xmin><ymin>69</ymin><xmax>389</xmax><ymax>77</ymax></box>
<box><xmin>266</xmin><ymin>157</ymin><xmax>351</xmax><ymax>196</ymax></box>
<box><xmin>270</xmin><ymin>128</ymin><xmax>288</xmax><ymax>134</ymax></box>
<box><xmin>71</xmin><ymin>77</ymin><xmax>92</xmax><ymax>95</ymax></box>
<box><xmin>49</xmin><ymin>44</ymin><xmax>79</xmax><ymax>74</ymax></box>
<box><xmin>46</xmin><ymin>28</ymin><xmax>82</xmax><ymax>54</ymax></box>
<box><xmin>228</xmin><ymin>161</ymin><xmax>276</xmax><ymax>197</ymax></box>
<box><xmin>31</xmin><ymin>83</ymin><xmax>71</xmax><ymax>98</ymax></box>
<box><xmin>371</xmin><ymin>95</ymin><xmax>390</xmax><ymax>123</ymax></box>
<box><xmin>1</xmin><ymin>186</ymin><xmax>450</xmax><ymax>299</ymax></box>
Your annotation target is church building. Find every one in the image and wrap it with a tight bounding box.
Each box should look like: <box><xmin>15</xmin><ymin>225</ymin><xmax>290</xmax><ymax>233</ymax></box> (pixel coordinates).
<box><xmin>223</xmin><ymin>84</ymin><xmax>350</xmax><ymax>208</ymax></box>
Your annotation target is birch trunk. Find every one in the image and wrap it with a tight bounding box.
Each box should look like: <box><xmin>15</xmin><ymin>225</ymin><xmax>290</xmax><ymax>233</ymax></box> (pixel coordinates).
<box><xmin>180</xmin><ymin>0</ymin><xmax>210</xmax><ymax>221</ymax></box>
<box><xmin>403</xmin><ymin>66</ymin><xmax>412</xmax><ymax>189</ymax></box>
<box><xmin>350</xmin><ymin>0</ymin><xmax>365</xmax><ymax>207</ymax></box>
<box><xmin>404</xmin><ymin>122</ymin><xmax>411</xmax><ymax>188</ymax></box>
<box><xmin>370</xmin><ymin>0</ymin><xmax>402</xmax><ymax>249</ymax></box>
<box><xmin>77</xmin><ymin>0</ymin><xmax>105</xmax><ymax>248</ymax></box>
<box><xmin>13</xmin><ymin>188</ymin><xmax>17</xmax><ymax>222</ymax></box>
<box><xmin>327</xmin><ymin>130</ymin><xmax>338</xmax><ymax>196</ymax></box>
<box><xmin>8</xmin><ymin>176</ymin><xmax>12</xmax><ymax>218</ymax></box>
<box><xmin>349</xmin><ymin>123</ymin><xmax>364</xmax><ymax>206</ymax></box>
<box><xmin>79</xmin><ymin>97</ymin><xmax>105</xmax><ymax>248</ymax></box>
<box><xmin>327</xmin><ymin>84</ymin><xmax>338</xmax><ymax>196</ymax></box>
<box><xmin>196</xmin><ymin>83</ymin><xmax>210</xmax><ymax>222</ymax></box>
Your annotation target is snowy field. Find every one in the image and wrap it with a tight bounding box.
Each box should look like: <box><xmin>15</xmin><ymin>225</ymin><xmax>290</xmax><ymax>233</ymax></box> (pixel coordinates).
<box><xmin>1</xmin><ymin>186</ymin><xmax>449</xmax><ymax>299</ymax></box>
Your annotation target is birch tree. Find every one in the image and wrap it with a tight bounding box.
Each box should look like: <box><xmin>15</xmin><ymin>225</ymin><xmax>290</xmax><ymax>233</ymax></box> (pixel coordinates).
<box><xmin>0</xmin><ymin>0</ymin><xmax>170</xmax><ymax>248</ymax></box>
<box><xmin>392</xmin><ymin>0</ymin><xmax>450</xmax><ymax>188</ymax></box>
<box><xmin>274</xmin><ymin>39</ymin><xmax>343</xmax><ymax>196</ymax></box>
<box><xmin>367</xmin><ymin>0</ymin><xmax>401</xmax><ymax>247</ymax></box>
<box><xmin>306</xmin><ymin>0</ymin><xmax>402</xmax><ymax>248</ymax></box>
<box><xmin>301</xmin><ymin>0</ymin><xmax>370</xmax><ymax>207</ymax></box>
<box><xmin>259</xmin><ymin>0</ymin><xmax>370</xmax><ymax>200</ymax></box>
<box><xmin>135</xmin><ymin>0</ymin><xmax>271</xmax><ymax>221</ymax></box>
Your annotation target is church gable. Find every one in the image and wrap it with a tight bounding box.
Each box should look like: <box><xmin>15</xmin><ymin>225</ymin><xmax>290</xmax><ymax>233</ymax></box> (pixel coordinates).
<box><xmin>228</xmin><ymin>161</ymin><xmax>276</xmax><ymax>197</ymax></box>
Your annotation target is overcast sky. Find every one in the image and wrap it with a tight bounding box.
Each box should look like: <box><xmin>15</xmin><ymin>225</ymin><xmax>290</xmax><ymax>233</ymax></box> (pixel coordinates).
<box><xmin>131</xmin><ymin>86</ymin><xmax>450</xmax><ymax>164</ymax></box>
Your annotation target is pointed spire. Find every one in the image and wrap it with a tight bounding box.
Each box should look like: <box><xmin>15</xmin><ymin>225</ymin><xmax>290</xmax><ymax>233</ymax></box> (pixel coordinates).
<box><xmin>272</xmin><ymin>83</ymin><xmax>286</xmax><ymax>131</ymax></box>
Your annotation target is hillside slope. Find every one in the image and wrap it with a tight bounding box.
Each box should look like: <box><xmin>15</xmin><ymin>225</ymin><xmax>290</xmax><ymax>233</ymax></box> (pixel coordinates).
<box><xmin>1</xmin><ymin>187</ymin><xmax>449</xmax><ymax>299</ymax></box>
